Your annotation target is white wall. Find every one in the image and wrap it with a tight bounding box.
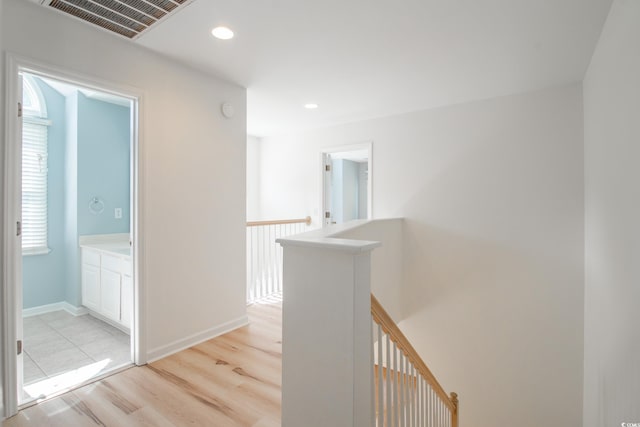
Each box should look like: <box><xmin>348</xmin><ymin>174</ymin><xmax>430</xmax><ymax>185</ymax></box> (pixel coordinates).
<box><xmin>247</xmin><ymin>135</ymin><xmax>261</xmax><ymax>220</ymax></box>
<box><xmin>0</xmin><ymin>0</ymin><xmax>5</xmax><ymax>416</ymax></box>
<box><xmin>259</xmin><ymin>84</ymin><xmax>585</xmax><ymax>427</ymax></box>
<box><xmin>1</xmin><ymin>0</ymin><xmax>247</xmax><ymax>361</ymax></box>
<box><xmin>335</xmin><ymin>219</ymin><xmax>404</xmax><ymax>321</ymax></box>
<box><xmin>583</xmin><ymin>1</ymin><xmax>640</xmax><ymax>425</ymax></box>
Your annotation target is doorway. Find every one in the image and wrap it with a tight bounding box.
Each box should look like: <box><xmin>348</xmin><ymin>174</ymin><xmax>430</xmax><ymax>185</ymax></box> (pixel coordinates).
<box><xmin>321</xmin><ymin>143</ymin><xmax>373</xmax><ymax>226</ymax></box>
<box><xmin>2</xmin><ymin>57</ymin><xmax>143</xmax><ymax>416</ymax></box>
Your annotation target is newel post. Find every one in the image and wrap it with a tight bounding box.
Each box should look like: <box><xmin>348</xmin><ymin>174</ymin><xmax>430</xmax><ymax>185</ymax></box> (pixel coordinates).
<box><xmin>278</xmin><ymin>236</ymin><xmax>380</xmax><ymax>427</ymax></box>
<box><xmin>451</xmin><ymin>392</ymin><xmax>459</xmax><ymax>427</ymax></box>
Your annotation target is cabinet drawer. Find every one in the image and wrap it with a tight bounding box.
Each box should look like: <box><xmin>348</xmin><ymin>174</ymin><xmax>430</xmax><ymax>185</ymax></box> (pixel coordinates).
<box><xmin>122</xmin><ymin>258</ymin><xmax>133</xmax><ymax>277</ymax></box>
<box><xmin>83</xmin><ymin>249</ymin><xmax>100</xmax><ymax>267</ymax></box>
<box><xmin>101</xmin><ymin>254</ymin><xmax>121</xmax><ymax>272</ymax></box>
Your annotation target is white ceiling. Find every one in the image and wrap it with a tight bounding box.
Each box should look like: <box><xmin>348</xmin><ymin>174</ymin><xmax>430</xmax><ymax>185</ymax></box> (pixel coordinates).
<box><xmin>136</xmin><ymin>0</ymin><xmax>612</xmax><ymax>137</ymax></box>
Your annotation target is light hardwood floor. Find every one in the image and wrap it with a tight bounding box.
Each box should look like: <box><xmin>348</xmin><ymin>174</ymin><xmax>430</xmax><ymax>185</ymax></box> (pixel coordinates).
<box><xmin>4</xmin><ymin>302</ymin><xmax>282</xmax><ymax>427</ymax></box>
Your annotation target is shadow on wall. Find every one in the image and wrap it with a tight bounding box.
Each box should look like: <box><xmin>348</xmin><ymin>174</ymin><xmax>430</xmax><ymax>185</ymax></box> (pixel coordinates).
<box><xmin>400</xmin><ymin>221</ymin><xmax>582</xmax><ymax>426</ymax></box>
<box><xmin>395</xmin><ymin>123</ymin><xmax>583</xmax><ymax>427</ymax></box>
<box><xmin>396</xmin><ymin>111</ymin><xmax>582</xmax><ymax>318</ymax></box>
<box><xmin>401</xmin><ymin>220</ymin><xmax>562</xmax><ymax>315</ymax></box>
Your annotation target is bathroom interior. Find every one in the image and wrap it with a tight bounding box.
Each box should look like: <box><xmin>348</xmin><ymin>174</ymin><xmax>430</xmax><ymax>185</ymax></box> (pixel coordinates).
<box><xmin>20</xmin><ymin>73</ymin><xmax>133</xmax><ymax>404</ymax></box>
<box><xmin>327</xmin><ymin>150</ymin><xmax>369</xmax><ymax>225</ymax></box>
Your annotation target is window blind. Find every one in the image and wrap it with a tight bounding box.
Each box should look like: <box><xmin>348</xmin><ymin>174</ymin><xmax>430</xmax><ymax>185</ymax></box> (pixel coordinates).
<box><xmin>22</xmin><ymin>119</ymin><xmax>48</xmax><ymax>254</ymax></box>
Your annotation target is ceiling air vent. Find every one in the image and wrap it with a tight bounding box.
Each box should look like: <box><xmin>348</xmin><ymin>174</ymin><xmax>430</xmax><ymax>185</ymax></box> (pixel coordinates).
<box><xmin>43</xmin><ymin>0</ymin><xmax>189</xmax><ymax>39</ymax></box>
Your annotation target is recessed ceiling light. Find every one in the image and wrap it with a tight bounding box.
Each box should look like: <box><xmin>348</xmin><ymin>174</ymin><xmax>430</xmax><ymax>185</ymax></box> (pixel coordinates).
<box><xmin>211</xmin><ymin>26</ymin><xmax>234</xmax><ymax>40</ymax></box>
<box><xmin>304</xmin><ymin>103</ymin><xmax>319</xmax><ymax>109</ymax></box>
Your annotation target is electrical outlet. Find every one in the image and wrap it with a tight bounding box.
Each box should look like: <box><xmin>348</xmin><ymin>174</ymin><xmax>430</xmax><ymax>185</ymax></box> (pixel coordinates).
<box><xmin>115</xmin><ymin>208</ymin><xmax>122</xmax><ymax>219</ymax></box>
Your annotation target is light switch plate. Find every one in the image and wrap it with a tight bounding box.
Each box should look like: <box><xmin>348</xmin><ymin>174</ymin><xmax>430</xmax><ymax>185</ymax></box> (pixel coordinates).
<box><xmin>115</xmin><ymin>208</ymin><xmax>122</xmax><ymax>219</ymax></box>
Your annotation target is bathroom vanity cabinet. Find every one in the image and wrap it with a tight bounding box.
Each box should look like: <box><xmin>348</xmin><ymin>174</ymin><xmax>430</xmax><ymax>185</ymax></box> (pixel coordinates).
<box><xmin>80</xmin><ymin>237</ymin><xmax>133</xmax><ymax>332</ymax></box>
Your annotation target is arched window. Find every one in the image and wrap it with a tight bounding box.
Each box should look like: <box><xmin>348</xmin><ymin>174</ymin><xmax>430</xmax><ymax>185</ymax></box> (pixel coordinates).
<box><xmin>22</xmin><ymin>75</ymin><xmax>50</xmax><ymax>254</ymax></box>
<box><xmin>23</xmin><ymin>75</ymin><xmax>47</xmax><ymax>118</ymax></box>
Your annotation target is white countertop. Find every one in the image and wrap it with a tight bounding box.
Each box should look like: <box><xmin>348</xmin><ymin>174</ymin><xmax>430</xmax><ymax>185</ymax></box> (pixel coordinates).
<box><xmin>79</xmin><ymin>234</ymin><xmax>131</xmax><ymax>258</ymax></box>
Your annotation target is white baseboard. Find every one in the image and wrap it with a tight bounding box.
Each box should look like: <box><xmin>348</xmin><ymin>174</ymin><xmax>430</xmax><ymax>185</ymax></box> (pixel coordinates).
<box><xmin>61</xmin><ymin>302</ymin><xmax>89</xmax><ymax>316</ymax></box>
<box><xmin>86</xmin><ymin>310</ymin><xmax>130</xmax><ymax>335</ymax></box>
<box><xmin>23</xmin><ymin>301</ymin><xmax>88</xmax><ymax>318</ymax></box>
<box><xmin>146</xmin><ymin>315</ymin><xmax>249</xmax><ymax>363</ymax></box>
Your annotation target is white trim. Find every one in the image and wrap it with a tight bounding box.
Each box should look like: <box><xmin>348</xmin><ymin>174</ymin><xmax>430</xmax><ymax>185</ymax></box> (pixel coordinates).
<box><xmin>3</xmin><ymin>52</ymin><xmax>22</xmax><ymax>418</ymax></box>
<box><xmin>22</xmin><ymin>302</ymin><xmax>89</xmax><ymax>318</ymax></box>
<box><xmin>85</xmin><ymin>310</ymin><xmax>130</xmax><ymax>335</ymax></box>
<box><xmin>62</xmin><ymin>302</ymin><xmax>90</xmax><ymax>316</ymax></box>
<box><xmin>2</xmin><ymin>53</ymin><xmax>146</xmax><ymax>417</ymax></box>
<box><xmin>146</xmin><ymin>316</ymin><xmax>249</xmax><ymax>363</ymax></box>
<box><xmin>130</xmin><ymin>86</ymin><xmax>146</xmax><ymax>367</ymax></box>
<box><xmin>12</xmin><ymin>54</ymin><xmax>142</xmax><ymax>104</ymax></box>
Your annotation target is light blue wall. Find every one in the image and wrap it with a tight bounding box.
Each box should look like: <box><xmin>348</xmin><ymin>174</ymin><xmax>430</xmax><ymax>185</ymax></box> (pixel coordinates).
<box><xmin>358</xmin><ymin>162</ymin><xmax>368</xmax><ymax>218</ymax></box>
<box><xmin>330</xmin><ymin>159</ymin><xmax>362</xmax><ymax>224</ymax></box>
<box><xmin>77</xmin><ymin>94</ymin><xmax>130</xmax><ymax>236</ymax></box>
<box><xmin>331</xmin><ymin>159</ymin><xmax>344</xmax><ymax>223</ymax></box>
<box><xmin>341</xmin><ymin>159</ymin><xmax>360</xmax><ymax>221</ymax></box>
<box><xmin>22</xmin><ymin>85</ymin><xmax>131</xmax><ymax>309</ymax></box>
<box><xmin>22</xmin><ymin>78</ymin><xmax>67</xmax><ymax>309</ymax></box>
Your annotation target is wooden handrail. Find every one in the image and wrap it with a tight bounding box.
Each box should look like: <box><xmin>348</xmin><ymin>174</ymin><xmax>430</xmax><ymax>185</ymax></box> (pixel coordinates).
<box><xmin>371</xmin><ymin>294</ymin><xmax>459</xmax><ymax>420</ymax></box>
<box><xmin>246</xmin><ymin>216</ymin><xmax>311</xmax><ymax>227</ymax></box>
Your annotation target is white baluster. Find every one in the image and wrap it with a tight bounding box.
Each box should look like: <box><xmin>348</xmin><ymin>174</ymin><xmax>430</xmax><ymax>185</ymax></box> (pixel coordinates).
<box><xmin>429</xmin><ymin>385</ymin><xmax>434</xmax><ymax>427</ymax></box>
<box><xmin>272</xmin><ymin>224</ymin><xmax>277</xmax><ymax>295</ymax></box>
<box><xmin>268</xmin><ymin>224</ymin><xmax>273</xmax><ymax>296</ymax></box>
<box><xmin>392</xmin><ymin>342</ymin><xmax>398</xmax><ymax>426</ymax></box>
<box><xmin>386</xmin><ymin>334</ymin><xmax>392</xmax><ymax>427</ymax></box>
<box><xmin>400</xmin><ymin>352</ymin><xmax>405</xmax><ymax>427</ymax></box>
<box><xmin>406</xmin><ymin>356</ymin><xmax>411</xmax><ymax>426</ymax></box>
<box><xmin>418</xmin><ymin>375</ymin><xmax>423</xmax><ymax>427</ymax></box>
<box><xmin>378</xmin><ymin>325</ymin><xmax>383</xmax><ymax>427</ymax></box>
<box><xmin>253</xmin><ymin>226</ymin><xmax>257</xmax><ymax>301</ymax></box>
<box><xmin>411</xmin><ymin>365</ymin><xmax>418</xmax><ymax>427</ymax></box>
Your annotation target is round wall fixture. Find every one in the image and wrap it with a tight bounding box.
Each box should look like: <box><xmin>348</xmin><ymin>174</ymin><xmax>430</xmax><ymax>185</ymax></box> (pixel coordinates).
<box><xmin>221</xmin><ymin>103</ymin><xmax>234</xmax><ymax>118</ymax></box>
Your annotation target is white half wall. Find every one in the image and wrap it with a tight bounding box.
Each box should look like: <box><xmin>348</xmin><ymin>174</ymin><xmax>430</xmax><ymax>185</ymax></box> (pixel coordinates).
<box><xmin>583</xmin><ymin>0</ymin><xmax>640</xmax><ymax>425</ymax></box>
<box><xmin>1</xmin><ymin>0</ymin><xmax>247</xmax><ymax>361</ymax></box>
<box><xmin>259</xmin><ymin>84</ymin><xmax>585</xmax><ymax>427</ymax></box>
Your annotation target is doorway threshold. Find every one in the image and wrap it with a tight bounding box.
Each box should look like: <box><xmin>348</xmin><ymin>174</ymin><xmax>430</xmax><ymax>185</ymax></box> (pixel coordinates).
<box><xmin>18</xmin><ymin>362</ymin><xmax>135</xmax><ymax>411</ymax></box>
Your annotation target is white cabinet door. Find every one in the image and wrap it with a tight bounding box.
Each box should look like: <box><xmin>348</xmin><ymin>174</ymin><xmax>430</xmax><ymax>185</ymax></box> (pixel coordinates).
<box><xmin>121</xmin><ymin>275</ymin><xmax>133</xmax><ymax>329</ymax></box>
<box><xmin>82</xmin><ymin>264</ymin><xmax>101</xmax><ymax>312</ymax></box>
<box><xmin>101</xmin><ymin>269</ymin><xmax>121</xmax><ymax>322</ymax></box>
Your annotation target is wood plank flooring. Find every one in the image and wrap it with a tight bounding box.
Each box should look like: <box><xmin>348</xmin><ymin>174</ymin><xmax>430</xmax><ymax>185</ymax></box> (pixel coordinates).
<box><xmin>4</xmin><ymin>302</ymin><xmax>282</xmax><ymax>427</ymax></box>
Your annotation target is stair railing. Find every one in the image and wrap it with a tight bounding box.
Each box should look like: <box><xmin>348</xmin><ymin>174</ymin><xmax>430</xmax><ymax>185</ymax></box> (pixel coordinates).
<box><xmin>246</xmin><ymin>216</ymin><xmax>311</xmax><ymax>303</ymax></box>
<box><xmin>372</xmin><ymin>294</ymin><xmax>459</xmax><ymax>427</ymax></box>
<box><xmin>277</xmin><ymin>219</ymin><xmax>455</xmax><ymax>426</ymax></box>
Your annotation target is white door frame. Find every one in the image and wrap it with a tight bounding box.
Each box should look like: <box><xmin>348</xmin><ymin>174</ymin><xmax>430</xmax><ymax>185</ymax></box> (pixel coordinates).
<box><xmin>320</xmin><ymin>141</ymin><xmax>373</xmax><ymax>227</ymax></box>
<box><xmin>2</xmin><ymin>53</ymin><xmax>147</xmax><ymax>417</ymax></box>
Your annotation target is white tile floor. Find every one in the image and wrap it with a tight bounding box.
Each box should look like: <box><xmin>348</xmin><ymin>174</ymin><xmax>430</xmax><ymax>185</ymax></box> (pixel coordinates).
<box><xmin>22</xmin><ymin>310</ymin><xmax>131</xmax><ymax>402</ymax></box>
